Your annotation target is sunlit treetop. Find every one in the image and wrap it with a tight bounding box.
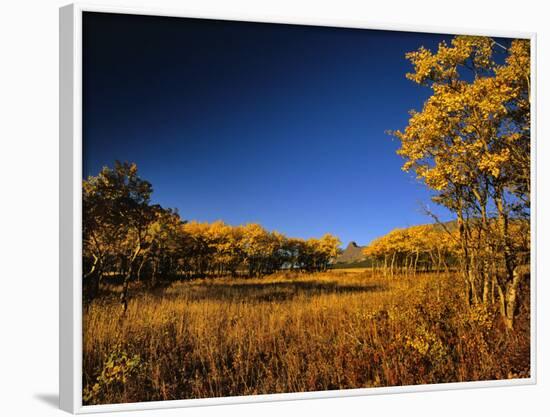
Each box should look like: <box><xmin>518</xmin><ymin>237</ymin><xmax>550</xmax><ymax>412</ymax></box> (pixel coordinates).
<box><xmin>393</xmin><ymin>36</ymin><xmax>530</xmax><ymax>203</ymax></box>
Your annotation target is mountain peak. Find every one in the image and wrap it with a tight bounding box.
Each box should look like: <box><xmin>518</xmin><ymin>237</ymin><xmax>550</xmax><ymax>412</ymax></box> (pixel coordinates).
<box><xmin>336</xmin><ymin>241</ymin><xmax>365</xmax><ymax>264</ymax></box>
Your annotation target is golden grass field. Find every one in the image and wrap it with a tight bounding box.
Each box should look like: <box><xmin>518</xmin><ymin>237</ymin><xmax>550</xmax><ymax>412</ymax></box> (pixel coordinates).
<box><xmin>83</xmin><ymin>270</ymin><xmax>530</xmax><ymax>405</ymax></box>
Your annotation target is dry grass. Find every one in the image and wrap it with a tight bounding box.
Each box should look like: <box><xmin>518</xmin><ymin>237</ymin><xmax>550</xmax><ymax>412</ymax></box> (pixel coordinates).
<box><xmin>83</xmin><ymin>271</ymin><xmax>530</xmax><ymax>405</ymax></box>
<box><xmin>329</xmin><ymin>267</ymin><xmax>371</xmax><ymax>273</ymax></box>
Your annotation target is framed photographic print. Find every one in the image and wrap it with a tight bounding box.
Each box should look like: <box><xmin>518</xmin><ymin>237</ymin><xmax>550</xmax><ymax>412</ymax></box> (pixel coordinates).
<box><xmin>59</xmin><ymin>3</ymin><xmax>536</xmax><ymax>413</ymax></box>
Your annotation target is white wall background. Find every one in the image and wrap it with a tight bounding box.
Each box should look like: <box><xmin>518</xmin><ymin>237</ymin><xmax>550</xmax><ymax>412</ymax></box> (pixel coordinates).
<box><xmin>0</xmin><ymin>0</ymin><xmax>547</xmax><ymax>415</ymax></box>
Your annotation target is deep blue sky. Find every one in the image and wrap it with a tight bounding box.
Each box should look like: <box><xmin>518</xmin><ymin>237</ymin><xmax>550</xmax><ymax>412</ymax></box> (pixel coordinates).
<box><xmin>83</xmin><ymin>12</ymin><xmax>456</xmax><ymax>246</ymax></box>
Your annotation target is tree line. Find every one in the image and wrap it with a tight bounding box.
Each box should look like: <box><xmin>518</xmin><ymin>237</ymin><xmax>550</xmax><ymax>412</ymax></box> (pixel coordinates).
<box><xmin>363</xmin><ymin>222</ymin><xmax>529</xmax><ymax>278</ymax></box>
<box><xmin>391</xmin><ymin>36</ymin><xmax>531</xmax><ymax>329</ymax></box>
<box><xmin>364</xmin><ymin>224</ymin><xmax>457</xmax><ymax>276</ymax></box>
<box><xmin>83</xmin><ymin>162</ymin><xmax>341</xmax><ymax>309</ymax></box>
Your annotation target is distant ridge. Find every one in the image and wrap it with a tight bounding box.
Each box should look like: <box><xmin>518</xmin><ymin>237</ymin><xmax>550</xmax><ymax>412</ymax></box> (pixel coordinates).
<box><xmin>335</xmin><ymin>241</ymin><xmax>365</xmax><ymax>264</ymax></box>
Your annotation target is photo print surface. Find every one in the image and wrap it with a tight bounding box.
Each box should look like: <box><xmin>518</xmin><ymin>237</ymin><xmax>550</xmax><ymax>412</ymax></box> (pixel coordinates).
<box><xmin>82</xmin><ymin>11</ymin><xmax>531</xmax><ymax>405</ymax></box>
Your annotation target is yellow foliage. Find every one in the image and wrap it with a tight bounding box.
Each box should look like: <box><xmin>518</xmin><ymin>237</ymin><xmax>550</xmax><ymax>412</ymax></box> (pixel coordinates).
<box><xmin>394</xmin><ymin>37</ymin><xmax>530</xmax><ymax>193</ymax></box>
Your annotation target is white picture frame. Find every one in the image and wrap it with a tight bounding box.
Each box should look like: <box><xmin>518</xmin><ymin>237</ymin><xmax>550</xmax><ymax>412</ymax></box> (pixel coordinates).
<box><xmin>59</xmin><ymin>3</ymin><xmax>537</xmax><ymax>413</ymax></box>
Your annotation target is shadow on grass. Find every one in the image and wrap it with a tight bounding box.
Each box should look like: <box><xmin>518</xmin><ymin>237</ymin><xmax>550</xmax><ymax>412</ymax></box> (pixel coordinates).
<box><xmin>90</xmin><ymin>277</ymin><xmax>388</xmax><ymax>306</ymax></box>
<box><xmin>168</xmin><ymin>280</ymin><xmax>387</xmax><ymax>302</ymax></box>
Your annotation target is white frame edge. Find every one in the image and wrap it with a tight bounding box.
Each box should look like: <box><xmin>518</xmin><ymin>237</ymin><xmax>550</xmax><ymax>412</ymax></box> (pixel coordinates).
<box><xmin>59</xmin><ymin>2</ymin><xmax>537</xmax><ymax>414</ymax></box>
<box><xmin>60</xmin><ymin>3</ymin><xmax>78</xmax><ymax>413</ymax></box>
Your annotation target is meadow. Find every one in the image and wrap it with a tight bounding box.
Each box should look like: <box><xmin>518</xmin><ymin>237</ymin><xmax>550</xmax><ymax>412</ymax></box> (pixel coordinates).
<box><xmin>82</xmin><ymin>270</ymin><xmax>530</xmax><ymax>405</ymax></box>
